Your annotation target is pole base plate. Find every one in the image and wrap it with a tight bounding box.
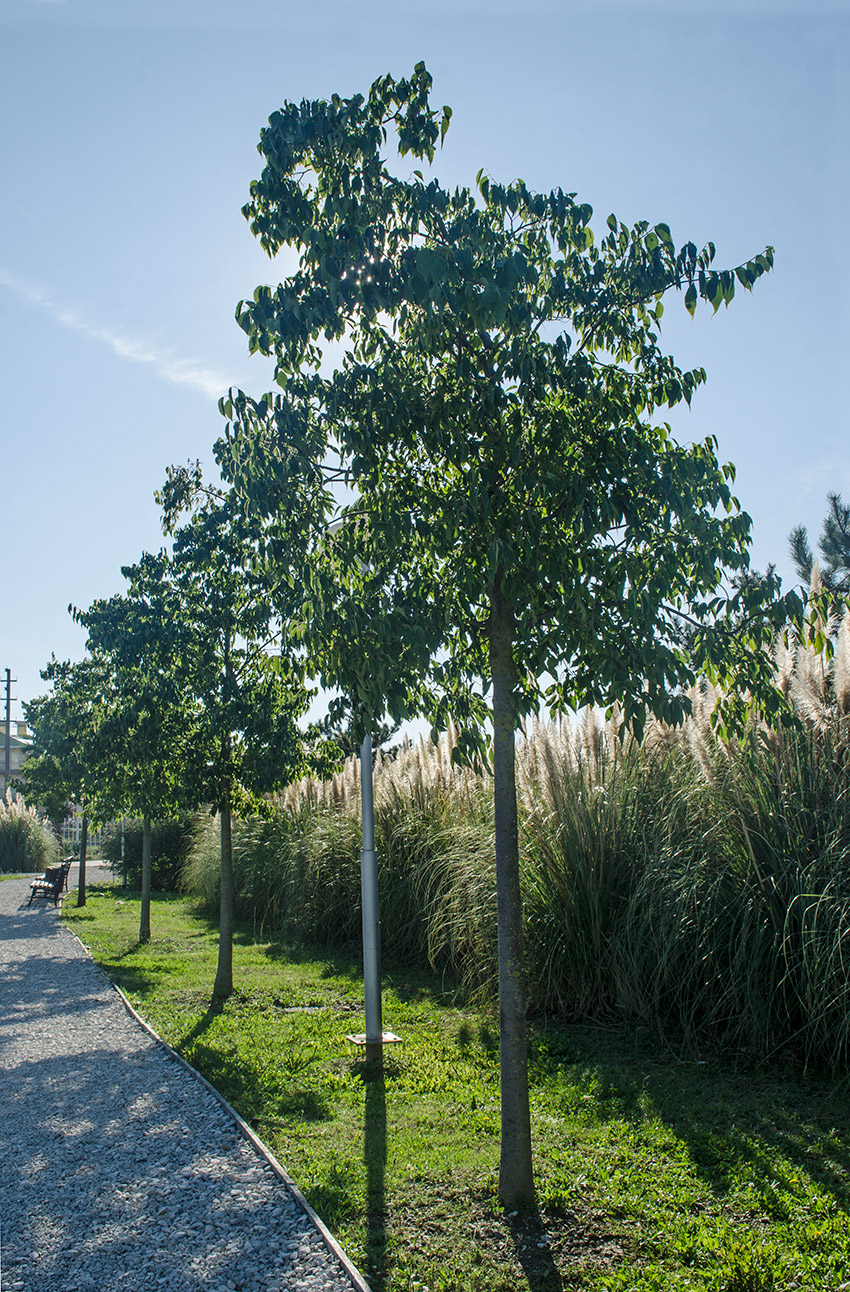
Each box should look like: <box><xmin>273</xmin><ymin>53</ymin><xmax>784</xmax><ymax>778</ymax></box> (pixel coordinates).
<box><xmin>346</xmin><ymin>1032</ymin><xmax>402</xmax><ymax>1046</ymax></box>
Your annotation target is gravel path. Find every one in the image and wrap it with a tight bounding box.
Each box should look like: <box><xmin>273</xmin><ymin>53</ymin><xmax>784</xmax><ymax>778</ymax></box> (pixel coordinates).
<box><xmin>0</xmin><ymin>869</ymin><xmax>366</xmax><ymax>1292</ymax></box>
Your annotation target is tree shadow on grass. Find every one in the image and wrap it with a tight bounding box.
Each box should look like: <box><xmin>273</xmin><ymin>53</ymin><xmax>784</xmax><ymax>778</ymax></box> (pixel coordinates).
<box><xmin>306</xmin><ymin>1162</ymin><xmax>363</xmax><ymax>1234</ymax></box>
<box><xmin>530</xmin><ymin>1022</ymin><xmax>850</xmax><ymax>1219</ymax></box>
<box><xmin>649</xmin><ymin>1073</ymin><xmax>850</xmax><ymax>1218</ymax></box>
<box><xmin>350</xmin><ymin>1054</ymin><xmax>388</xmax><ymax>1291</ymax></box>
<box><xmin>176</xmin><ymin>995</ymin><xmax>226</xmax><ymax>1050</ymax></box>
<box><xmin>505</xmin><ymin>1207</ymin><xmax>565</xmax><ymax>1291</ymax></box>
<box><xmin>183</xmin><ymin>1037</ymin><xmax>332</xmax><ymax>1127</ymax></box>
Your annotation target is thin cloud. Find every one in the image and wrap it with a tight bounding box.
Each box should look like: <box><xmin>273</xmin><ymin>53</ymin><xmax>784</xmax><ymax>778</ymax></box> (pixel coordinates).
<box><xmin>0</xmin><ymin>267</ymin><xmax>227</xmax><ymax>400</ymax></box>
<box><xmin>797</xmin><ymin>459</ymin><xmax>850</xmax><ymax>502</ymax></box>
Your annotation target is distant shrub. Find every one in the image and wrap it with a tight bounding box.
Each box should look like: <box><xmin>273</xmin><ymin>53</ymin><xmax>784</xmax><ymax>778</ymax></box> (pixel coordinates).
<box><xmin>101</xmin><ymin>815</ymin><xmax>199</xmax><ymax>891</ymax></box>
<box><xmin>0</xmin><ymin>791</ymin><xmax>59</xmax><ymax>873</ymax></box>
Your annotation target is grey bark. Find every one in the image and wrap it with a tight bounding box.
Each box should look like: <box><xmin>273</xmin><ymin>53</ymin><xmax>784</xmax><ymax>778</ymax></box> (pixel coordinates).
<box><xmin>139</xmin><ymin>814</ymin><xmax>152</xmax><ymax>942</ymax></box>
<box><xmin>489</xmin><ymin>582</ymin><xmax>535</xmax><ymax>1207</ymax></box>
<box><xmin>77</xmin><ymin>815</ymin><xmax>88</xmax><ymax>908</ymax></box>
<box><xmin>213</xmin><ymin>798</ymin><xmax>234</xmax><ymax>998</ymax></box>
<box><xmin>214</xmin><ymin>630</ymin><xmax>234</xmax><ymax>1000</ymax></box>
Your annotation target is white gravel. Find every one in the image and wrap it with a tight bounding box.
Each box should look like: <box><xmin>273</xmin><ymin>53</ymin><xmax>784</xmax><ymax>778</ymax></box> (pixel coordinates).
<box><xmin>0</xmin><ymin>869</ymin><xmax>364</xmax><ymax>1292</ymax></box>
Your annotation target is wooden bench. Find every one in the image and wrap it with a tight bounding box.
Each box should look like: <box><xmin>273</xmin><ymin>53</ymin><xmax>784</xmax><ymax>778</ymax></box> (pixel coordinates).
<box><xmin>27</xmin><ymin>858</ymin><xmax>73</xmax><ymax>908</ymax></box>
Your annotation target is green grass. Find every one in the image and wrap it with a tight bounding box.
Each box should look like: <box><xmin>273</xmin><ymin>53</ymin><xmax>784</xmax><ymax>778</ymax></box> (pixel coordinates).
<box><xmin>63</xmin><ymin>886</ymin><xmax>850</xmax><ymax>1292</ymax></box>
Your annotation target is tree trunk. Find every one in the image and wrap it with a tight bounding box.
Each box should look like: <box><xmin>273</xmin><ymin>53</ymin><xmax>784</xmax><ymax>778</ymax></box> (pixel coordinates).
<box><xmin>51</xmin><ymin>811</ymin><xmax>65</xmax><ymax>848</ymax></box>
<box><xmin>489</xmin><ymin>582</ymin><xmax>535</xmax><ymax>1208</ymax></box>
<box><xmin>214</xmin><ymin>626</ymin><xmax>234</xmax><ymax>999</ymax></box>
<box><xmin>214</xmin><ymin>800</ymin><xmax>234</xmax><ymax>998</ymax></box>
<box><xmin>139</xmin><ymin>814</ymin><xmax>152</xmax><ymax>943</ymax></box>
<box><xmin>77</xmin><ymin>815</ymin><xmax>88</xmax><ymax>908</ymax></box>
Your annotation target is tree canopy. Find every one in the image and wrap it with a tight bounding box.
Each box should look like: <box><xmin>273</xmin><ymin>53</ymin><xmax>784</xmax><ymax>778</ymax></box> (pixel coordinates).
<box><xmin>216</xmin><ymin>63</ymin><xmax>801</xmax><ymax>1205</ymax></box>
<box><xmin>21</xmin><ymin>654</ymin><xmax>110</xmax><ymax>823</ymax></box>
<box><xmin>222</xmin><ymin>61</ymin><xmax>792</xmax><ymax>732</ymax></box>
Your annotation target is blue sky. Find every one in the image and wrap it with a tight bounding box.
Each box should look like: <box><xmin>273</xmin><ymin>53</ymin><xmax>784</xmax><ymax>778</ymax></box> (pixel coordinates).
<box><xmin>1</xmin><ymin>0</ymin><xmax>848</xmax><ymax>718</ymax></box>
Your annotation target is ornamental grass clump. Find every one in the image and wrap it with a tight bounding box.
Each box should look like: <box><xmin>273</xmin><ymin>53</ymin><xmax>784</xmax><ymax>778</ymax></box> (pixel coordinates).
<box><xmin>518</xmin><ymin>706</ymin><xmax>716</xmax><ymax>1021</ymax></box>
<box><xmin>0</xmin><ymin>790</ymin><xmax>59</xmax><ymax>873</ymax></box>
<box><xmin>519</xmin><ymin>616</ymin><xmax>850</xmax><ymax>1072</ymax></box>
<box><xmin>182</xmin><ymin>608</ymin><xmax>850</xmax><ymax>1072</ymax></box>
<box><xmin>185</xmin><ymin>807</ymin><xmax>363</xmax><ymax>947</ymax></box>
<box><xmin>184</xmin><ymin>728</ymin><xmax>496</xmax><ymax>978</ymax></box>
<box><xmin>711</xmin><ymin>605</ymin><xmax>850</xmax><ymax>1070</ymax></box>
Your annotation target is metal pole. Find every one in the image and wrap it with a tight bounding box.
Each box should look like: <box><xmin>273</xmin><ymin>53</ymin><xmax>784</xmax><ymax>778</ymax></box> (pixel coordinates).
<box><xmin>360</xmin><ymin>731</ymin><xmax>382</xmax><ymax>1056</ymax></box>
<box><xmin>121</xmin><ymin>816</ymin><xmax>127</xmax><ymax>889</ymax></box>
<box><xmin>3</xmin><ymin>669</ymin><xmax>12</xmax><ymax>793</ymax></box>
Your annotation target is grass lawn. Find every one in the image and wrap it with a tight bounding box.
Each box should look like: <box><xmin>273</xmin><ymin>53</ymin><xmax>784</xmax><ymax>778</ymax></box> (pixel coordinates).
<box><xmin>62</xmin><ymin>886</ymin><xmax>850</xmax><ymax>1292</ymax></box>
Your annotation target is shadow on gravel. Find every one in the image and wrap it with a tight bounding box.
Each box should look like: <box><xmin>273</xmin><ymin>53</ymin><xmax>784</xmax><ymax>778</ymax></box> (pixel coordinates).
<box><xmin>2</xmin><ymin>904</ymin><xmax>70</xmax><ymax>937</ymax></box>
<box><xmin>1</xmin><ymin>1046</ymin><xmax>325</xmax><ymax>1291</ymax></box>
<box><xmin>0</xmin><ymin>962</ymin><xmax>112</xmax><ymax>1051</ymax></box>
<box><xmin>0</xmin><ymin>877</ymin><xmax>334</xmax><ymax>1292</ymax></box>
<box><xmin>0</xmin><ymin>900</ymin><xmax>113</xmax><ymax>1061</ymax></box>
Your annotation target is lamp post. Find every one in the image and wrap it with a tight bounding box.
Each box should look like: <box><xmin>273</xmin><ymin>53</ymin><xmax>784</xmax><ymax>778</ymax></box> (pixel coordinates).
<box><xmin>326</xmin><ymin>519</ymin><xmax>400</xmax><ymax>1059</ymax></box>
<box><xmin>351</xmin><ymin>726</ymin><xmax>400</xmax><ymax>1059</ymax></box>
<box><xmin>359</xmin><ymin>730</ymin><xmax>381</xmax><ymax>1057</ymax></box>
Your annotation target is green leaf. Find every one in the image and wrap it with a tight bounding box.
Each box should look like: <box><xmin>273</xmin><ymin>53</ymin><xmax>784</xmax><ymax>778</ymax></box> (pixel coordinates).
<box><xmin>440</xmin><ymin>105</ymin><xmax>452</xmax><ymax>145</ymax></box>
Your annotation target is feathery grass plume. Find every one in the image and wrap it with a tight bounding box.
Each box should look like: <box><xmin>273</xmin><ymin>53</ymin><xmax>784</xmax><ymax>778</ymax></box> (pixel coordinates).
<box><xmin>0</xmin><ymin>790</ymin><xmax>59</xmax><ymax>873</ymax></box>
<box><xmin>791</xmin><ymin>638</ymin><xmax>831</xmax><ymax>728</ymax></box>
<box><xmin>643</xmin><ymin>713</ymin><xmax>682</xmax><ymax>758</ymax></box>
<box><xmin>685</xmin><ymin>679</ymin><xmax>723</xmax><ymax>782</ymax></box>
<box><xmin>834</xmin><ymin>607</ymin><xmax>850</xmax><ymax>716</ymax></box>
<box><xmin>773</xmin><ymin>631</ymin><xmax>796</xmax><ymax>700</ymax></box>
<box><xmin>580</xmin><ymin>705</ymin><xmax>605</xmax><ymax>777</ymax></box>
<box><xmin>810</xmin><ymin>558</ymin><xmax>823</xmax><ymax>598</ymax></box>
<box><xmin>604</xmin><ymin>701</ymin><xmax>625</xmax><ymax>747</ymax></box>
<box><xmin>788</xmin><ymin>564</ymin><xmax>841</xmax><ymax>728</ymax></box>
<box><xmin>518</xmin><ymin>715</ymin><xmax>567</xmax><ymax>817</ymax></box>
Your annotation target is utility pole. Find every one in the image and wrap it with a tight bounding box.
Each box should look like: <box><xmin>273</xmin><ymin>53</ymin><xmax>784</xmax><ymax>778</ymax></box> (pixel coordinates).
<box><xmin>3</xmin><ymin>669</ymin><xmax>15</xmax><ymax>795</ymax></box>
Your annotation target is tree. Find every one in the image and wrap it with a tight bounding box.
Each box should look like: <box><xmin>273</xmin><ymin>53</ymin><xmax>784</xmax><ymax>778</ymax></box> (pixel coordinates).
<box><xmin>74</xmin><ymin>552</ymin><xmax>196</xmax><ymax>942</ymax></box>
<box><xmin>789</xmin><ymin>492</ymin><xmax>850</xmax><ymax>601</ymax></box>
<box><xmin>158</xmin><ymin>472</ymin><xmax>322</xmax><ymax>998</ymax></box>
<box><xmin>218</xmin><ymin>64</ymin><xmax>797</xmax><ymax>1204</ymax></box>
<box><xmin>20</xmin><ymin>655</ymin><xmax>114</xmax><ymax>907</ymax></box>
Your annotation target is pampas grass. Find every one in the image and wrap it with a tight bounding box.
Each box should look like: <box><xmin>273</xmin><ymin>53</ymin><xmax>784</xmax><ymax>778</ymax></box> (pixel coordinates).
<box><xmin>182</xmin><ymin>606</ymin><xmax>850</xmax><ymax>1072</ymax></box>
<box><xmin>0</xmin><ymin>790</ymin><xmax>59</xmax><ymax>873</ymax></box>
